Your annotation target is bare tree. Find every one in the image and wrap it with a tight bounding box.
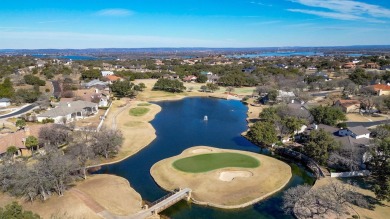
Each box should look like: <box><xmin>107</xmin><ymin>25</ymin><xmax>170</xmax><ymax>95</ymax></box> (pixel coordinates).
<box><xmin>39</xmin><ymin>124</ymin><xmax>71</xmax><ymax>148</ymax></box>
<box><xmin>91</xmin><ymin>126</ymin><xmax>123</xmax><ymax>159</ymax></box>
<box><xmin>67</xmin><ymin>140</ymin><xmax>95</xmax><ymax>179</ymax></box>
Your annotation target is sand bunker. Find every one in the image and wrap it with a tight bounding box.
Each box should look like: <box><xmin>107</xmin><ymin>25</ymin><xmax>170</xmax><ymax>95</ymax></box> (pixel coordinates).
<box><xmin>192</xmin><ymin>148</ymin><xmax>213</xmax><ymax>154</ymax></box>
<box><xmin>219</xmin><ymin>171</ymin><xmax>253</xmax><ymax>182</ymax></box>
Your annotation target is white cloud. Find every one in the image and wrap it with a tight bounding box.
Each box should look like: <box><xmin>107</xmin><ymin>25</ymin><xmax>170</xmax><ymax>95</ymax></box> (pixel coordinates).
<box><xmin>289</xmin><ymin>0</ymin><xmax>390</xmax><ymax>22</ymax></box>
<box><xmin>96</xmin><ymin>9</ymin><xmax>134</xmax><ymax>17</ymax></box>
<box><xmin>288</xmin><ymin>9</ymin><xmax>361</xmax><ymax>20</ymax></box>
<box><xmin>250</xmin><ymin>1</ymin><xmax>272</xmax><ymax>7</ymax></box>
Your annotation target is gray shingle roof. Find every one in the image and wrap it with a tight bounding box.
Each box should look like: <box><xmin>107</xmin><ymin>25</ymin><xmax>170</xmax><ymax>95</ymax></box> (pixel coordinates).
<box><xmin>348</xmin><ymin>126</ymin><xmax>370</xmax><ymax>136</ymax></box>
<box><xmin>0</xmin><ymin>98</ymin><xmax>10</xmax><ymax>102</ymax></box>
<box><xmin>38</xmin><ymin>100</ymin><xmax>97</xmax><ymax>117</ymax></box>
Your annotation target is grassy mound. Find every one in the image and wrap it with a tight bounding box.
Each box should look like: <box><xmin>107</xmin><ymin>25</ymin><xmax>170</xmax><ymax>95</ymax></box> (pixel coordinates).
<box><xmin>172</xmin><ymin>152</ymin><xmax>260</xmax><ymax>173</ymax></box>
<box><xmin>129</xmin><ymin>107</ymin><xmax>150</xmax><ymax>116</ymax></box>
<box><xmin>137</xmin><ymin>103</ymin><xmax>151</xmax><ymax>106</ymax></box>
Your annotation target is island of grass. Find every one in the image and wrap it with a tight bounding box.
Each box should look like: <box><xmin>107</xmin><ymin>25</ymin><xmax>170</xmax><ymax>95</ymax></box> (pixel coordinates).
<box><xmin>129</xmin><ymin>107</ymin><xmax>150</xmax><ymax>116</ymax></box>
<box><xmin>151</xmin><ymin>146</ymin><xmax>292</xmax><ymax>209</ymax></box>
<box><xmin>173</xmin><ymin>153</ymin><xmax>259</xmax><ymax>173</ymax></box>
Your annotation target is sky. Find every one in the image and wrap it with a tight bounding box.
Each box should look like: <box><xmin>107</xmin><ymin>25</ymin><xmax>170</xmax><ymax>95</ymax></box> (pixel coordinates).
<box><xmin>1</xmin><ymin>0</ymin><xmax>390</xmax><ymax>49</ymax></box>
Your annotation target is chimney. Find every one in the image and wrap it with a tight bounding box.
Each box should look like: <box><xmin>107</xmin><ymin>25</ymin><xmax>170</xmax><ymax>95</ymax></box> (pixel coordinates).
<box><xmin>314</xmin><ymin>124</ymin><xmax>318</xmax><ymax>130</ymax></box>
<box><xmin>291</xmin><ymin>99</ymin><xmax>294</xmax><ymax>104</ymax></box>
<box><xmin>67</xmin><ymin>102</ymin><xmax>71</xmax><ymax>107</ymax></box>
<box><xmin>95</xmin><ymin>88</ymin><xmax>99</xmax><ymax>93</ymax></box>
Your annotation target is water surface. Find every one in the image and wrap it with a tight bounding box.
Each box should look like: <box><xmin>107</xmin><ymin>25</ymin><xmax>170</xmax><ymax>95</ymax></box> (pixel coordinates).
<box><xmin>96</xmin><ymin>97</ymin><xmax>314</xmax><ymax>218</ymax></box>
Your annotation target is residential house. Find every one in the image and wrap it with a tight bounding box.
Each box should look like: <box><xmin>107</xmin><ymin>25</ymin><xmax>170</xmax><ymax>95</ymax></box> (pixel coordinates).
<box><xmin>277</xmin><ymin>90</ymin><xmax>296</xmax><ymax>102</ymax></box>
<box><xmin>101</xmin><ymin>71</ymin><xmax>114</xmax><ymax>77</ymax></box>
<box><xmin>334</xmin><ymin>99</ymin><xmax>361</xmax><ymax>113</ymax></box>
<box><xmin>0</xmin><ymin>125</ymin><xmax>43</xmax><ymax>158</ymax></box>
<box><xmin>371</xmin><ymin>84</ymin><xmax>390</xmax><ymax>96</ymax></box>
<box><xmin>338</xmin><ymin>126</ymin><xmax>370</xmax><ymax>139</ymax></box>
<box><xmin>380</xmin><ymin>65</ymin><xmax>390</xmax><ymax>71</ymax></box>
<box><xmin>60</xmin><ymin>88</ymin><xmax>110</xmax><ymax>107</ymax></box>
<box><xmin>83</xmin><ymin>79</ymin><xmax>109</xmax><ymax>89</ymax></box>
<box><xmin>36</xmin><ymin>60</ymin><xmax>46</xmax><ymax>68</ymax></box>
<box><xmin>162</xmin><ymin>74</ymin><xmax>179</xmax><ymax>80</ymax></box>
<box><xmin>37</xmin><ymin>100</ymin><xmax>98</xmax><ymax>124</ymax></box>
<box><xmin>313</xmin><ymin>71</ymin><xmax>330</xmax><ymax>81</ymax></box>
<box><xmin>342</xmin><ymin>62</ymin><xmax>356</xmax><ymax>69</ymax></box>
<box><xmin>105</xmin><ymin>75</ymin><xmax>123</xmax><ymax>84</ymax></box>
<box><xmin>183</xmin><ymin>75</ymin><xmax>197</xmax><ymax>83</ymax></box>
<box><xmin>365</xmin><ymin>62</ymin><xmax>379</xmax><ymax>69</ymax></box>
<box><xmin>0</xmin><ymin>98</ymin><xmax>11</xmax><ymax>108</ymax></box>
<box><xmin>242</xmin><ymin>67</ymin><xmax>256</xmax><ymax>73</ymax></box>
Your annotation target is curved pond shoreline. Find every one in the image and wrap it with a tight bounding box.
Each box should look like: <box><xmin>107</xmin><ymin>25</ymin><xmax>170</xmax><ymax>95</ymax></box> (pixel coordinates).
<box><xmin>151</xmin><ymin>146</ymin><xmax>292</xmax><ymax>209</ymax></box>
<box><xmin>95</xmin><ymin>97</ymin><xmax>314</xmax><ymax>219</ymax></box>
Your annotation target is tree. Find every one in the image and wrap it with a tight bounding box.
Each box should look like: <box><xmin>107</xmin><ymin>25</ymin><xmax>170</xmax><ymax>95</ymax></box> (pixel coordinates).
<box><xmin>268</xmin><ymin>89</ymin><xmax>278</xmax><ymax>102</ymax></box>
<box><xmin>138</xmin><ymin>82</ymin><xmax>146</xmax><ymax>91</ymax></box>
<box><xmin>310</xmin><ymin>105</ymin><xmax>346</xmax><ymax>126</ymax></box>
<box><xmin>0</xmin><ymin>78</ymin><xmax>15</xmax><ymax>98</ymax></box>
<box><xmin>0</xmin><ymin>202</ymin><xmax>41</xmax><ymax>219</ymax></box>
<box><xmin>6</xmin><ymin>146</ymin><xmax>18</xmax><ymax>156</ymax></box>
<box><xmin>226</xmin><ymin>86</ymin><xmax>235</xmax><ymax>94</ymax></box>
<box><xmin>109</xmin><ymin>80</ymin><xmax>137</xmax><ymax>98</ymax></box>
<box><xmin>247</xmin><ymin>121</ymin><xmax>278</xmax><ymax>147</ymax></box>
<box><xmin>91</xmin><ymin>127</ymin><xmax>123</xmax><ymax>159</ymax></box>
<box><xmin>200</xmin><ymin>85</ymin><xmax>207</xmax><ymax>92</ymax></box>
<box><xmin>67</xmin><ymin>140</ymin><xmax>95</xmax><ymax>179</ymax></box>
<box><xmin>23</xmin><ymin>75</ymin><xmax>45</xmax><ymax>86</ymax></box>
<box><xmin>153</xmin><ymin>78</ymin><xmax>186</xmax><ymax>93</ymax></box>
<box><xmin>349</xmin><ymin>68</ymin><xmax>372</xmax><ymax>85</ymax></box>
<box><xmin>15</xmin><ymin>119</ymin><xmax>26</xmax><ymax>130</ymax></box>
<box><xmin>196</xmin><ymin>74</ymin><xmax>208</xmax><ymax>83</ymax></box>
<box><xmin>369</xmin><ymin>138</ymin><xmax>390</xmax><ymax>201</ymax></box>
<box><xmin>304</xmin><ymin>129</ymin><xmax>339</xmax><ymax>165</ymax></box>
<box><xmin>282</xmin><ymin>117</ymin><xmax>306</xmax><ymax>136</ymax></box>
<box><xmin>283</xmin><ymin>180</ymin><xmax>368</xmax><ymax>218</ymax></box>
<box><xmin>25</xmin><ymin>136</ymin><xmax>39</xmax><ymax>151</ymax></box>
<box><xmin>206</xmin><ymin>83</ymin><xmax>219</xmax><ymax>93</ymax></box>
<box><xmin>81</xmin><ymin>69</ymin><xmax>101</xmax><ymax>80</ymax></box>
<box><xmin>38</xmin><ymin>124</ymin><xmax>70</xmax><ymax>148</ymax></box>
<box><xmin>259</xmin><ymin>107</ymin><xmax>280</xmax><ymax>123</ymax></box>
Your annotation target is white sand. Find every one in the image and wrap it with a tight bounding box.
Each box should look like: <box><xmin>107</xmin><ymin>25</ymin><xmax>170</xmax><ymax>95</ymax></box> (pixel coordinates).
<box><xmin>191</xmin><ymin>148</ymin><xmax>213</xmax><ymax>154</ymax></box>
<box><xmin>218</xmin><ymin>171</ymin><xmax>253</xmax><ymax>182</ymax></box>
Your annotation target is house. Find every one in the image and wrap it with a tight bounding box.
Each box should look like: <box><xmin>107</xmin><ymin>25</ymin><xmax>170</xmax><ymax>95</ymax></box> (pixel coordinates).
<box><xmin>101</xmin><ymin>71</ymin><xmax>114</xmax><ymax>77</ymax></box>
<box><xmin>380</xmin><ymin>65</ymin><xmax>390</xmax><ymax>71</ymax></box>
<box><xmin>83</xmin><ymin>79</ymin><xmax>109</xmax><ymax>89</ymax></box>
<box><xmin>183</xmin><ymin>75</ymin><xmax>197</xmax><ymax>83</ymax></box>
<box><xmin>162</xmin><ymin>74</ymin><xmax>179</xmax><ymax>80</ymax></box>
<box><xmin>338</xmin><ymin>126</ymin><xmax>370</xmax><ymax>139</ymax></box>
<box><xmin>313</xmin><ymin>71</ymin><xmax>330</xmax><ymax>81</ymax></box>
<box><xmin>334</xmin><ymin>99</ymin><xmax>361</xmax><ymax>113</ymax></box>
<box><xmin>342</xmin><ymin>62</ymin><xmax>356</xmax><ymax>69</ymax></box>
<box><xmin>207</xmin><ymin>74</ymin><xmax>220</xmax><ymax>84</ymax></box>
<box><xmin>277</xmin><ymin>90</ymin><xmax>296</xmax><ymax>102</ymax></box>
<box><xmin>0</xmin><ymin>125</ymin><xmax>43</xmax><ymax>158</ymax></box>
<box><xmin>105</xmin><ymin>75</ymin><xmax>123</xmax><ymax>84</ymax></box>
<box><xmin>371</xmin><ymin>84</ymin><xmax>390</xmax><ymax>96</ymax></box>
<box><xmin>36</xmin><ymin>60</ymin><xmax>46</xmax><ymax>68</ymax></box>
<box><xmin>0</xmin><ymin>98</ymin><xmax>11</xmax><ymax>108</ymax></box>
<box><xmin>242</xmin><ymin>67</ymin><xmax>256</xmax><ymax>74</ymax></box>
<box><xmin>60</xmin><ymin>88</ymin><xmax>110</xmax><ymax>107</ymax></box>
<box><xmin>365</xmin><ymin>62</ymin><xmax>379</xmax><ymax>69</ymax></box>
<box><xmin>37</xmin><ymin>100</ymin><xmax>98</xmax><ymax>124</ymax></box>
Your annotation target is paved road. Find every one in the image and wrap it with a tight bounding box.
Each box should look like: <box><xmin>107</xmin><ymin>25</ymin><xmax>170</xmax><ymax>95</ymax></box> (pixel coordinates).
<box><xmin>346</xmin><ymin>119</ymin><xmax>389</xmax><ymax>128</ymax></box>
<box><xmin>52</xmin><ymin>80</ymin><xmax>61</xmax><ymax>99</ymax></box>
<box><xmin>0</xmin><ymin>104</ymin><xmax>37</xmax><ymax>119</ymax></box>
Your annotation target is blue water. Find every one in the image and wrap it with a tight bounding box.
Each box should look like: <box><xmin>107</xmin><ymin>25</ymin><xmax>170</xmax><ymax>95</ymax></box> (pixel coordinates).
<box><xmin>228</xmin><ymin>51</ymin><xmax>323</xmax><ymax>58</ymax></box>
<box><xmin>96</xmin><ymin>97</ymin><xmax>314</xmax><ymax>218</ymax></box>
<box><xmin>32</xmin><ymin>54</ymin><xmax>106</xmax><ymax>60</ymax></box>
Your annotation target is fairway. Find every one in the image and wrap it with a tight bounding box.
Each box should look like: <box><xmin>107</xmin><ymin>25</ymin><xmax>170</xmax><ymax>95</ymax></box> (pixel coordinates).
<box><xmin>172</xmin><ymin>152</ymin><xmax>260</xmax><ymax>173</ymax></box>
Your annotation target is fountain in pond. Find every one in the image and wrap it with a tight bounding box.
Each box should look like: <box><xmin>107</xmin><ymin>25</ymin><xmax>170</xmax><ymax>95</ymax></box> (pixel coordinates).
<box><xmin>204</xmin><ymin>115</ymin><xmax>208</xmax><ymax>121</ymax></box>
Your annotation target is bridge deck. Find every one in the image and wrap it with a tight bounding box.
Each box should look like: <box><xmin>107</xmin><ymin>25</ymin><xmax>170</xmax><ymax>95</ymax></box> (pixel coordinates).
<box><xmin>130</xmin><ymin>188</ymin><xmax>191</xmax><ymax>219</ymax></box>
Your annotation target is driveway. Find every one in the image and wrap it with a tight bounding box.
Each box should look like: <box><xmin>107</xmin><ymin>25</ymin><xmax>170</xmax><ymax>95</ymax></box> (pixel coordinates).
<box><xmin>346</xmin><ymin>120</ymin><xmax>389</xmax><ymax>128</ymax></box>
<box><xmin>0</xmin><ymin>104</ymin><xmax>37</xmax><ymax>119</ymax></box>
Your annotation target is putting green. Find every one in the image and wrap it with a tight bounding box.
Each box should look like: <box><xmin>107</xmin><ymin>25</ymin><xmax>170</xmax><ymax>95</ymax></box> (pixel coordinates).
<box><xmin>172</xmin><ymin>152</ymin><xmax>260</xmax><ymax>173</ymax></box>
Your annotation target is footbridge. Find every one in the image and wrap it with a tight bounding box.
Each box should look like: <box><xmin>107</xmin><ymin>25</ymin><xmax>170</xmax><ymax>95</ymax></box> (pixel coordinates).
<box><xmin>130</xmin><ymin>188</ymin><xmax>192</xmax><ymax>219</ymax></box>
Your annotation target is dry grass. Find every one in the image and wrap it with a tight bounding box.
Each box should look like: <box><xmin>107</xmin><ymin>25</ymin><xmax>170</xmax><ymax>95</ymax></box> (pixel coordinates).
<box><xmin>0</xmin><ymin>174</ymin><xmax>141</xmax><ymax>219</ymax></box>
<box><xmin>151</xmin><ymin>146</ymin><xmax>292</xmax><ymax>208</ymax></box>
<box><xmin>347</xmin><ymin>113</ymin><xmax>389</xmax><ymax>122</ymax></box>
<box><xmin>313</xmin><ymin>177</ymin><xmax>390</xmax><ymax>219</ymax></box>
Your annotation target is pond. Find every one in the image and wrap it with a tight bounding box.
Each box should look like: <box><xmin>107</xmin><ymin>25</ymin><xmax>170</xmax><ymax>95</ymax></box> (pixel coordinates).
<box><xmin>96</xmin><ymin>97</ymin><xmax>314</xmax><ymax>218</ymax></box>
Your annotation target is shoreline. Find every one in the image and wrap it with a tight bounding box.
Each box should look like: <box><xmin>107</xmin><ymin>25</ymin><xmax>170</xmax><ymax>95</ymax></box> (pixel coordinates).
<box><xmin>150</xmin><ymin>146</ymin><xmax>292</xmax><ymax>209</ymax></box>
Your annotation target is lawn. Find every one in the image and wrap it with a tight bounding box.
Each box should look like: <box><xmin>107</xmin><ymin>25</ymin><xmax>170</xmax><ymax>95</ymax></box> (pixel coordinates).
<box><xmin>172</xmin><ymin>152</ymin><xmax>260</xmax><ymax>173</ymax></box>
<box><xmin>129</xmin><ymin>107</ymin><xmax>150</xmax><ymax>116</ymax></box>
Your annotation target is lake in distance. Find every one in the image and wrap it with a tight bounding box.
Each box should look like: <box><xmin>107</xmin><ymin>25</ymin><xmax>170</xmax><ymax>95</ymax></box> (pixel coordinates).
<box><xmin>96</xmin><ymin>97</ymin><xmax>314</xmax><ymax>219</ymax></box>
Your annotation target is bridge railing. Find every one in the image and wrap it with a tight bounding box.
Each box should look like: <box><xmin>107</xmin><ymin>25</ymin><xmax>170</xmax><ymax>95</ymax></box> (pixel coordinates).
<box><xmin>150</xmin><ymin>191</ymin><xmax>175</xmax><ymax>206</ymax></box>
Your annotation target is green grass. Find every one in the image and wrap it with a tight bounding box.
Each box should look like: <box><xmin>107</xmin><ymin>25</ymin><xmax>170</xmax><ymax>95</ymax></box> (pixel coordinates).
<box><xmin>172</xmin><ymin>152</ymin><xmax>260</xmax><ymax>173</ymax></box>
<box><xmin>129</xmin><ymin>107</ymin><xmax>150</xmax><ymax>116</ymax></box>
<box><xmin>137</xmin><ymin>103</ymin><xmax>151</xmax><ymax>106</ymax></box>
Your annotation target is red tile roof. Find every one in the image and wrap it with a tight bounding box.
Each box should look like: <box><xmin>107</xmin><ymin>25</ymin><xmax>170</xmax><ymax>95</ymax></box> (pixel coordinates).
<box><xmin>106</xmin><ymin>75</ymin><xmax>122</xmax><ymax>81</ymax></box>
<box><xmin>372</xmin><ymin>84</ymin><xmax>390</xmax><ymax>91</ymax></box>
